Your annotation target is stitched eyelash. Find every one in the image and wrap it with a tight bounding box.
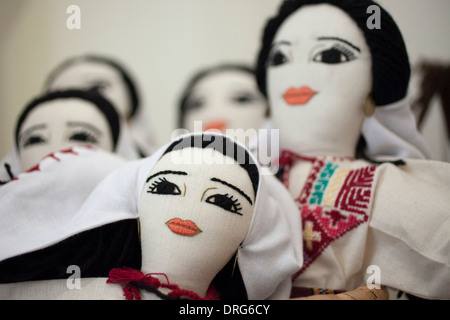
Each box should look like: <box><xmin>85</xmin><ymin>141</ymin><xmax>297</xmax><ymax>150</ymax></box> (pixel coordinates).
<box><xmin>332</xmin><ymin>44</ymin><xmax>356</xmax><ymax>60</ymax></box>
<box><xmin>68</xmin><ymin>129</ymin><xmax>99</xmax><ymax>144</ymax></box>
<box><xmin>206</xmin><ymin>193</ymin><xmax>243</xmax><ymax>215</ymax></box>
<box><xmin>22</xmin><ymin>135</ymin><xmax>47</xmax><ymax>148</ymax></box>
<box><xmin>148</xmin><ymin>177</ymin><xmax>167</xmax><ymax>192</ymax></box>
<box><xmin>148</xmin><ymin>177</ymin><xmax>182</xmax><ymax>195</ymax></box>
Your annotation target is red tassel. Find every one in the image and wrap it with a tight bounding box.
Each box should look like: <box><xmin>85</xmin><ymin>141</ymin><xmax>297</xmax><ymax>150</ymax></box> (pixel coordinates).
<box><xmin>107</xmin><ymin>267</ymin><xmax>219</xmax><ymax>300</ymax></box>
<box><xmin>107</xmin><ymin>267</ymin><xmax>146</xmax><ymax>284</ymax></box>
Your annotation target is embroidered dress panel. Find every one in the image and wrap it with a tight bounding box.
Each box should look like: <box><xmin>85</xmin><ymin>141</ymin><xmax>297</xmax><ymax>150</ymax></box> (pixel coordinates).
<box><xmin>279</xmin><ymin>150</ymin><xmax>376</xmax><ymax>278</ymax></box>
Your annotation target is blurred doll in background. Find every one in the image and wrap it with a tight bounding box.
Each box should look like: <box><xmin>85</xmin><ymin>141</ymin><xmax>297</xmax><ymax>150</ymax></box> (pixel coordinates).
<box><xmin>1</xmin><ymin>88</ymin><xmax>139</xmax><ymax>181</ymax></box>
<box><xmin>1</xmin><ymin>54</ymin><xmax>149</xmax><ymax>181</ymax></box>
<box><xmin>178</xmin><ymin>63</ymin><xmax>269</xmax><ymax>148</ymax></box>
<box><xmin>43</xmin><ymin>54</ymin><xmax>156</xmax><ymax>157</ymax></box>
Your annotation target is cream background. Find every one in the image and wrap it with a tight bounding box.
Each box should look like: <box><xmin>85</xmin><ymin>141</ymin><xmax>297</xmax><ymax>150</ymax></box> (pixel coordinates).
<box><xmin>1</xmin><ymin>0</ymin><xmax>449</xmax><ymax>161</ymax></box>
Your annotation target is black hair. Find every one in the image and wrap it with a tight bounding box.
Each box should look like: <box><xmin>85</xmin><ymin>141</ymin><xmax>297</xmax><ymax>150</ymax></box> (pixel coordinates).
<box><xmin>163</xmin><ymin>133</ymin><xmax>260</xmax><ymax>197</ymax></box>
<box><xmin>43</xmin><ymin>54</ymin><xmax>140</xmax><ymax>119</ymax></box>
<box><xmin>256</xmin><ymin>0</ymin><xmax>411</xmax><ymax>107</ymax></box>
<box><xmin>0</xmin><ymin>219</ymin><xmax>141</xmax><ymax>284</ymax></box>
<box><xmin>15</xmin><ymin>89</ymin><xmax>121</xmax><ymax>151</ymax></box>
<box><xmin>178</xmin><ymin>63</ymin><xmax>268</xmax><ymax>128</ymax></box>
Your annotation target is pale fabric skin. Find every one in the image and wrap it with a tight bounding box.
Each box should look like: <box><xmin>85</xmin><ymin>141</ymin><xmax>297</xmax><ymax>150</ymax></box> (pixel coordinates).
<box><xmin>17</xmin><ymin>99</ymin><xmax>114</xmax><ymax>171</ymax></box>
<box><xmin>46</xmin><ymin>61</ymin><xmax>132</xmax><ymax>120</ymax></box>
<box><xmin>138</xmin><ymin>148</ymin><xmax>255</xmax><ymax>297</ymax></box>
<box><xmin>183</xmin><ymin>70</ymin><xmax>267</xmax><ymax>146</ymax></box>
<box><xmin>267</xmin><ymin>4</ymin><xmax>372</xmax><ymax>158</ymax></box>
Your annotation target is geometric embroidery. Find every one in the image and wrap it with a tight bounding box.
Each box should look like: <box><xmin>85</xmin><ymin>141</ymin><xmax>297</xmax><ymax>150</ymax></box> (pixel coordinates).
<box><xmin>278</xmin><ymin>150</ymin><xmax>377</xmax><ymax>280</ymax></box>
<box><xmin>335</xmin><ymin>166</ymin><xmax>376</xmax><ymax>216</ymax></box>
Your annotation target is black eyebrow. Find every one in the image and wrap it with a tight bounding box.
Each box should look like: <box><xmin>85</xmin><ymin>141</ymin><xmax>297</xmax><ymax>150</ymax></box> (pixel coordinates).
<box><xmin>317</xmin><ymin>37</ymin><xmax>361</xmax><ymax>52</ymax></box>
<box><xmin>146</xmin><ymin>170</ymin><xmax>188</xmax><ymax>183</ymax></box>
<box><xmin>211</xmin><ymin>177</ymin><xmax>253</xmax><ymax>205</ymax></box>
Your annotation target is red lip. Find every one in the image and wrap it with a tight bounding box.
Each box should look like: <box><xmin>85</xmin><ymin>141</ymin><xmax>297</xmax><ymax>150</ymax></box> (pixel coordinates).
<box><xmin>166</xmin><ymin>218</ymin><xmax>202</xmax><ymax>236</ymax></box>
<box><xmin>283</xmin><ymin>86</ymin><xmax>317</xmax><ymax>105</ymax></box>
<box><xmin>204</xmin><ymin>120</ymin><xmax>227</xmax><ymax>132</ymax></box>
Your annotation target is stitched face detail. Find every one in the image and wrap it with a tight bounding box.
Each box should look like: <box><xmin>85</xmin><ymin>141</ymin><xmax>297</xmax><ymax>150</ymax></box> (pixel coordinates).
<box><xmin>267</xmin><ymin>4</ymin><xmax>372</xmax><ymax>157</ymax></box>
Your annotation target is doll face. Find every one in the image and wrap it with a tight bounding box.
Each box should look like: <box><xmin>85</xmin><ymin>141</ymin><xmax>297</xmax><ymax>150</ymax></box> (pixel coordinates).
<box><xmin>138</xmin><ymin>147</ymin><xmax>255</xmax><ymax>294</ymax></box>
<box><xmin>266</xmin><ymin>4</ymin><xmax>372</xmax><ymax>157</ymax></box>
<box><xmin>183</xmin><ymin>70</ymin><xmax>267</xmax><ymax>136</ymax></box>
<box><xmin>47</xmin><ymin>61</ymin><xmax>132</xmax><ymax>120</ymax></box>
<box><xmin>17</xmin><ymin>99</ymin><xmax>113</xmax><ymax>171</ymax></box>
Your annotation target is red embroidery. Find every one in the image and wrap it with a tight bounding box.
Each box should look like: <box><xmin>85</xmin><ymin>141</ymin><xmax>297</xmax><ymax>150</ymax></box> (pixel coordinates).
<box><xmin>7</xmin><ymin>147</ymin><xmax>84</xmax><ymax>183</ymax></box>
<box><xmin>279</xmin><ymin>150</ymin><xmax>376</xmax><ymax>280</ymax></box>
<box><xmin>335</xmin><ymin>166</ymin><xmax>376</xmax><ymax>215</ymax></box>
<box><xmin>297</xmin><ymin>159</ymin><xmax>325</xmax><ymax>205</ymax></box>
<box><xmin>107</xmin><ymin>267</ymin><xmax>219</xmax><ymax>300</ymax></box>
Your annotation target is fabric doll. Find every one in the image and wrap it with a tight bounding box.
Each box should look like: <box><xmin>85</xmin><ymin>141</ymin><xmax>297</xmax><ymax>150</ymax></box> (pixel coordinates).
<box><xmin>178</xmin><ymin>64</ymin><xmax>269</xmax><ymax>147</ymax></box>
<box><xmin>1</xmin><ymin>89</ymin><xmax>140</xmax><ymax>181</ymax></box>
<box><xmin>43</xmin><ymin>54</ymin><xmax>155</xmax><ymax>157</ymax></box>
<box><xmin>255</xmin><ymin>0</ymin><xmax>450</xmax><ymax>299</ymax></box>
<box><xmin>0</xmin><ymin>132</ymin><xmax>303</xmax><ymax>300</ymax></box>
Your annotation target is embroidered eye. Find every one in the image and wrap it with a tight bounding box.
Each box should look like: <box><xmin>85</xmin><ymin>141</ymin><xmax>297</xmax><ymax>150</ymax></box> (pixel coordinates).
<box><xmin>313</xmin><ymin>45</ymin><xmax>356</xmax><ymax>64</ymax></box>
<box><xmin>148</xmin><ymin>177</ymin><xmax>181</xmax><ymax>195</ymax></box>
<box><xmin>68</xmin><ymin>130</ymin><xmax>99</xmax><ymax>144</ymax></box>
<box><xmin>205</xmin><ymin>193</ymin><xmax>242</xmax><ymax>215</ymax></box>
<box><xmin>267</xmin><ymin>49</ymin><xmax>290</xmax><ymax>67</ymax></box>
<box><xmin>23</xmin><ymin>135</ymin><xmax>47</xmax><ymax>148</ymax></box>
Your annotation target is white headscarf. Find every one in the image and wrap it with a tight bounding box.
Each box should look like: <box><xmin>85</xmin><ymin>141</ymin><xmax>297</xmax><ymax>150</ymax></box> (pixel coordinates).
<box><xmin>0</xmin><ymin>146</ymin><xmax>127</xmax><ymax>262</ymax></box>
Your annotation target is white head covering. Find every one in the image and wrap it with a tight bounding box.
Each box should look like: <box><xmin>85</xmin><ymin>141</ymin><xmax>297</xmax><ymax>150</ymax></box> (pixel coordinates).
<box><xmin>0</xmin><ymin>146</ymin><xmax>127</xmax><ymax>261</ymax></box>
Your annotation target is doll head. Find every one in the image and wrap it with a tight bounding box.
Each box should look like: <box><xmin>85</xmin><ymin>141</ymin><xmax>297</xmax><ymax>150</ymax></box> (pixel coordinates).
<box><xmin>15</xmin><ymin>89</ymin><xmax>120</xmax><ymax>171</ymax></box>
<box><xmin>256</xmin><ymin>0</ymin><xmax>411</xmax><ymax>158</ymax></box>
<box><xmin>44</xmin><ymin>54</ymin><xmax>140</xmax><ymax>121</ymax></box>
<box><xmin>179</xmin><ymin>64</ymin><xmax>268</xmax><ymax>144</ymax></box>
<box><xmin>138</xmin><ymin>133</ymin><xmax>259</xmax><ymax>298</ymax></box>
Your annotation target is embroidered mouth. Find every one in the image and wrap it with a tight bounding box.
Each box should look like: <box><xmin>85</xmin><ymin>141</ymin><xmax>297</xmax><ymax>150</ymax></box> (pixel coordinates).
<box><xmin>166</xmin><ymin>218</ymin><xmax>202</xmax><ymax>236</ymax></box>
<box><xmin>283</xmin><ymin>86</ymin><xmax>317</xmax><ymax>106</ymax></box>
<box><xmin>204</xmin><ymin>120</ymin><xmax>227</xmax><ymax>132</ymax></box>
